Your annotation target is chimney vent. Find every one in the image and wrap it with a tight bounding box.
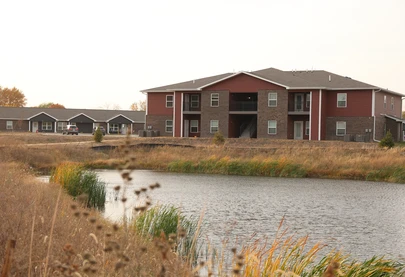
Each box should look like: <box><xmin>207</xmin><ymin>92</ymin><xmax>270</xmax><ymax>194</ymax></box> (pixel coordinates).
<box><xmin>328</xmin><ymin>75</ymin><xmax>332</xmax><ymax>82</ymax></box>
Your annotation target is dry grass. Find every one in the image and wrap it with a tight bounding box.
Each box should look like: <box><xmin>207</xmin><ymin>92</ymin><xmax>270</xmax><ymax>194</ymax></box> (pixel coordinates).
<box><xmin>0</xmin><ymin>162</ymin><xmax>192</xmax><ymax>276</ymax></box>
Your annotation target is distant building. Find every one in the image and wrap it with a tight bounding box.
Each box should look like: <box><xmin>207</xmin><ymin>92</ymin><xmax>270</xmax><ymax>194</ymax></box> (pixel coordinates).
<box><xmin>0</xmin><ymin>107</ymin><xmax>145</xmax><ymax>134</ymax></box>
<box><xmin>142</xmin><ymin>67</ymin><xmax>404</xmax><ymax>142</ymax></box>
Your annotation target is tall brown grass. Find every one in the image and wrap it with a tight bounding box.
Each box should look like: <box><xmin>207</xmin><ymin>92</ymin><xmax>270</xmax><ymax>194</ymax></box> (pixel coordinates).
<box><xmin>0</xmin><ymin>162</ymin><xmax>192</xmax><ymax>276</ymax></box>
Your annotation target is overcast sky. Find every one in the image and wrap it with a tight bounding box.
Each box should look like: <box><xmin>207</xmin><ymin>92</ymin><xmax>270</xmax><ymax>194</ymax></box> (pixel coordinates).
<box><xmin>1</xmin><ymin>0</ymin><xmax>404</xmax><ymax>110</ymax></box>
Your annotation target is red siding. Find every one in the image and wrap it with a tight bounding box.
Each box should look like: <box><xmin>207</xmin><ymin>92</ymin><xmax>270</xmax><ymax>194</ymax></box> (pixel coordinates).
<box><xmin>174</xmin><ymin>92</ymin><xmax>182</xmax><ymax>137</ymax></box>
<box><xmin>148</xmin><ymin>93</ymin><xmax>173</xmax><ymax>115</ymax></box>
<box><xmin>310</xmin><ymin>90</ymin><xmax>320</xmax><ymax>140</ymax></box>
<box><xmin>324</xmin><ymin>90</ymin><xmax>372</xmax><ymax>117</ymax></box>
<box><xmin>203</xmin><ymin>73</ymin><xmax>285</xmax><ymax>92</ymax></box>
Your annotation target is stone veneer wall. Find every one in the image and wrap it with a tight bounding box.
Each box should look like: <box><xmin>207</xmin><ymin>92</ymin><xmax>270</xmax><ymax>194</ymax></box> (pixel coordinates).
<box><xmin>325</xmin><ymin>117</ymin><xmax>374</xmax><ymax>141</ymax></box>
<box><xmin>257</xmin><ymin>90</ymin><xmax>288</xmax><ymax>139</ymax></box>
<box><xmin>200</xmin><ymin>90</ymin><xmax>229</xmax><ymax>137</ymax></box>
<box><xmin>146</xmin><ymin>115</ymin><xmax>173</xmax><ymax>137</ymax></box>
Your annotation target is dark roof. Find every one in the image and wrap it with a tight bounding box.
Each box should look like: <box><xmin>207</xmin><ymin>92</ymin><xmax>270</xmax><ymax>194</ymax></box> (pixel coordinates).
<box><xmin>142</xmin><ymin>67</ymin><xmax>402</xmax><ymax>95</ymax></box>
<box><xmin>0</xmin><ymin>107</ymin><xmax>145</xmax><ymax>122</ymax></box>
<box><xmin>143</xmin><ymin>72</ymin><xmax>233</xmax><ymax>92</ymax></box>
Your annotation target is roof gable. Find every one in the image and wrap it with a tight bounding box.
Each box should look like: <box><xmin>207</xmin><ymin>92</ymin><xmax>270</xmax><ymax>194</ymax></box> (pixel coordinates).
<box><xmin>107</xmin><ymin>114</ymin><xmax>134</xmax><ymax>124</ymax></box>
<box><xmin>28</xmin><ymin>112</ymin><xmax>58</xmax><ymax>121</ymax></box>
<box><xmin>202</xmin><ymin>72</ymin><xmax>286</xmax><ymax>91</ymax></box>
<box><xmin>68</xmin><ymin>113</ymin><xmax>96</xmax><ymax>122</ymax></box>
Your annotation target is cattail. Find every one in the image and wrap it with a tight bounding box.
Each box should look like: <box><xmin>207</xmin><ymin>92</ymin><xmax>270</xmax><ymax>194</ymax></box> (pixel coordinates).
<box><xmin>121</xmin><ymin>197</ymin><xmax>127</xmax><ymax>203</ymax></box>
<box><xmin>134</xmin><ymin>190</ymin><xmax>141</xmax><ymax>196</ymax></box>
<box><xmin>113</xmin><ymin>224</ymin><xmax>119</xmax><ymax>231</ymax></box>
<box><xmin>141</xmin><ymin>187</ymin><xmax>147</xmax><ymax>192</ymax></box>
<box><xmin>114</xmin><ymin>185</ymin><xmax>121</xmax><ymax>191</ymax></box>
<box><xmin>89</xmin><ymin>218</ymin><xmax>97</xmax><ymax>224</ymax></box>
<box><xmin>70</xmin><ymin>204</ymin><xmax>77</xmax><ymax>210</ymax></box>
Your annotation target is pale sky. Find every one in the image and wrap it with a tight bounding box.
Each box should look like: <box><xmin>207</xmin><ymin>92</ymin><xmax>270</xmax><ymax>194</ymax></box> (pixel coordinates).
<box><xmin>1</xmin><ymin>0</ymin><xmax>404</xmax><ymax>110</ymax></box>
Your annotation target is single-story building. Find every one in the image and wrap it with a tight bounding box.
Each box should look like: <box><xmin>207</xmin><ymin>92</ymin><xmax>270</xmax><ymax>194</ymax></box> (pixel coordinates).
<box><xmin>0</xmin><ymin>107</ymin><xmax>145</xmax><ymax>134</ymax></box>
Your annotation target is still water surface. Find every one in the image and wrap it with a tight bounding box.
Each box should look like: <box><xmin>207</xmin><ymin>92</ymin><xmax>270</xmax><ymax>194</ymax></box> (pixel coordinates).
<box><xmin>97</xmin><ymin>169</ymin><xmax>405</xmax><ymax>260</ymax></box>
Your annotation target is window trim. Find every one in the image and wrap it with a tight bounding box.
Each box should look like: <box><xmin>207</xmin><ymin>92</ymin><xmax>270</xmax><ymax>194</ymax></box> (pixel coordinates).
<box><xmin>57</xmin><ymin>122</ymin><xmax>67</xmax><ymax>131</ymax></box>
<box><xmin>391</xmin><ymin>97</ymin><xmax>394</xmax><ymax>110</ymax></box>
<box><xmin>268</xmin><ymin>120</ymin><xmax>277</xmax><ymax>135</ymax></box>
<box><xmin>268</xmin><ymin>92</ymin><xmax>277</xmax><ymax>107</ymax></box>
<box><xmin>166</xmin><ymin>95</ymin><xmax>174</xmax><ymax>108</ymax></box>
<box><xmin>337</xmin><ymin>93</ymin><xmax>347</xmax><ymax>108</ymax></box>
<box><xmin>165</xmin><ymin>120</ymin><xmax>173</xmax><ymax>133</ymax></box>
<box><xmin>6</xmin><ymin>121</ymin><xmax>13</xmax><ymax>130</ymax></box>
<box><xmin>336</xmin><ymin>121</ymin><xmax>346</xmax><ymax>136</ymax></box>
<box><xmin>384</xmin><ymin>95</ymin><xmax>387</xmax><ymax>109</ymax></box>
<box><xmin>42</xmin><ymin>122</ymin><xmax>52</xmax><ymax>131</ymax></box>
<box><xmin>190</xmin><ymin>120</ymin><xmax>199</xmax><ymax>133</ymax></box>
<box><xmin>210</xmin><ymin>120</ymin><xmax>219</xmax><ymax>133</ymax></box>
<box><xmin>190</xmin><ymin>95</ymin><xmax>199</xmax><ymax>108</ymax></box>
<box><xmin>110</xmin><ymin>123</ymin><xmax>119</xmax><ymax>132</ymax></box>
<box><xmin>210</xmin><ymin>93</ymin><xmax>219</xmax><ymax>107</ymax></box>
<box><xmin>306</xmin><ymin>94</ymin><xmax>311</xmax><ymax>108</ymax></box>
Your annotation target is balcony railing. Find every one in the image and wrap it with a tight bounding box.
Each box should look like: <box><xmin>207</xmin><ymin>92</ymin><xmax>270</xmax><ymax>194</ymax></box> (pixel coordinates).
<box><xmin>229</xmin><ymin>101</ymin><xmax>258</xmax><ymax>112</ymax></box>
<box><xmin>288</xmin><ymin>102</ymin><xmax>310</xmax><ymax>113</ymax></box>
<box><xmin>183</xmin><ymin>102</ymin><xmax>201</xmax><ymax>112</ymax></box>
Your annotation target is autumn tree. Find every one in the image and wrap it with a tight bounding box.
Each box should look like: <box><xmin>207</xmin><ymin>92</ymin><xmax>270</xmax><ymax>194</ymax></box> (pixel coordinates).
<box><xmin>0</xmin><ymin>86</ymin><xmax>27</xmax><ymax>107</ymax></box>
<box><xmin>130</xmin><ymin>99</ymin><xmax>146</xmax><ymax>111</ymax></box>
<box><xmin>37</xmin><ymin>102</ymin><xmax>65</xmax><ymax>108</ymax></box>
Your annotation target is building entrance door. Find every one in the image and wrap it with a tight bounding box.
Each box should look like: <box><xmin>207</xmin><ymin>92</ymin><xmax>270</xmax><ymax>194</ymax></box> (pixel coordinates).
<box><xmin>32</xmin><ymin>122</ymin><xmax>38</xmax><ymax>132</ymax></box>
<box><xmin>294</xmin><ymin>121</ymin><xmax>303</xmax><ymax>140</ymax></box>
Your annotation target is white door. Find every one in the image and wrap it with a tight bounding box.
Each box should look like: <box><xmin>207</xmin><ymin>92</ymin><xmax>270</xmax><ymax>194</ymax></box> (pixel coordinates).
<box><xmin>294</xmin><ymin>121</ymin><xmax>303</xmax><ymax>140</ymax></box>
<box><xmin>295</xmin><ymin>94</ymin><xmax>304</xmax><ymax>111</ymax></box>
<box><xmin>32</xmin><ymin>122</ymin><xmax>38</xmax><ymax>132</ymax></box>
<box><xmin>184</xmin><ymin>120</ymin><xmax>189</xmax><ymax>137</ymax></box>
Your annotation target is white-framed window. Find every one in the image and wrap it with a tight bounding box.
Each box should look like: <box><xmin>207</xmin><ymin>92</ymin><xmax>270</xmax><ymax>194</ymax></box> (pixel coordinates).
<box><xmin>391</xmin><ymin>97</ymin><xmax>394</xmax><ymax>110</ymax></box>
<box><xmin>57</xmin><ymin>122</ymin><xmax>67</xmax><ymax>131</ymax></box>
<box><xmin>211</xmin><ymin>93</ymin><xmax>219</xmax><ymax>107</ymax></box>
<box><xmin>336</xmin><ymin>121</ymin><xmax>346</xmax><ymax>136</ymax></box>
<box><xmin>110</xmin><ymin>124</ymin><xmax>119</xmax><ymax>132</ymax></box>
<box><xmin>210</xmin><ymin>120</ymin><xmax>219</xmax><ymax>133</ymax></box>
<box><xmin>305</xmin><ymin>121</ymin><xmax>310</xmax><ymax>136</ymax></box>
<box><xmin>166</xmin><ymin>95</ymin><xmax>173</xmax><ymax>108</ymax></box>
<box><xmin>337</xmin><ymin>93</ymin><xmax>347</xmax><ymax>107</ymax></box>
<box><xmin>6</xmin><ymin>121</ymin><xmax>13</xmax><ymax>130</ymax></box>
<box><xmin>268</xmin><ymin>92</ymin><xmax>277</xmax><ymax>107</ymax></box>
<box><xmin>42</xmin><ymin>122</ymin><xmax>52</xmax><ymax>131</ymax></box>
<box><xmin>384</xmin><ymin>95</ymin><xmax>387</xmax><ymax>109</ymax></box>
<box><xmin>191</xmin><ymin>95</ymin><xmax>199</xmax><ymax>108</ymax></box>
<box><xmin>268</xmin><ymin>120</ymin><xmax>277</xmax><ymax>135</ymax></box>
<box><xmin>165</xmin><ymin>120</ymin><xmax>173</xmax><ymax>133</ymax></box>
<box><xmin>306</xmin><ymin>94</ymin><xmax>311</xmax><ymax>108</ymax></box>
<box><xmin>190</xmin><ymin>120</ymin><xmax>198</xmax><ymax>133</ymax></box>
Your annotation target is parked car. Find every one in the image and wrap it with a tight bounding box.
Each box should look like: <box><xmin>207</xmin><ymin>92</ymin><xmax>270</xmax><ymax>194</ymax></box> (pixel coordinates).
<box><xmin>92</xmin><ymin>126</ymin><xmax>106</xmax><ymax>136</ymax></box>
<box><xmin>62</xmin><ymin>125</ymin><xmax>79</xmax><ymax>135</ymax></box>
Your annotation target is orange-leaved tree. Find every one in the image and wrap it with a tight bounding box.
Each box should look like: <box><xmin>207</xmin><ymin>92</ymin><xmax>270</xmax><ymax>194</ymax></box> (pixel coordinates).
<box><xmin>129</xmin><ymin>99</ymin><xmax>146</xmax><ymax>111</ymax></box>
<box><xmin>37</xmin><ymin>102</ymin><xmax>65</xmax><ymax>108</ymax></box>
<box><xmin>0</xmin><ymin>86</ymin><xmax>27</xmax><ymax>107</ymax></box>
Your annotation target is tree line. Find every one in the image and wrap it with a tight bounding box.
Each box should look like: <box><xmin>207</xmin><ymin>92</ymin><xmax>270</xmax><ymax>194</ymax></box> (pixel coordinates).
<box><xmin>0</xmin><ymin>86</ymin><xmax>146</xmax><ymax>111</ymax></box>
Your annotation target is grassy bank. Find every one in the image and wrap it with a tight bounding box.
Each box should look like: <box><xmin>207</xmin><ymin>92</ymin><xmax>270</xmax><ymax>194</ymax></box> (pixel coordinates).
<box><xmin>1</xmin><ymin>134</ymin><xmax>405</xmax><ymax>182</ymax></box>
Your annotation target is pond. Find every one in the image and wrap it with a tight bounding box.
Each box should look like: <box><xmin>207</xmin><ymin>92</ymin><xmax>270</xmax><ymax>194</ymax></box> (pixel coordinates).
<box><xmin>98</xmin><ymin>169</ymin><xmax>405</xmax><ymax>261</ymax></box>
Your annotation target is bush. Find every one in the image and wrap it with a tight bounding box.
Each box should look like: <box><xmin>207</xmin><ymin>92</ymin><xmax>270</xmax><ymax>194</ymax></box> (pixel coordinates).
<box><xmin>93</xmin><ymin>127</ymin><xmax>103</xmax><ymax>143</ymax></box>
<box><xmin>212</xmin><ymin>130</ymin><xmax>225</xmax><ymax>145</ymax></box>
<box><xmin>379</xmin><ymin>130</ymin><xmax>395</xmax><ymax>148</ymax></box>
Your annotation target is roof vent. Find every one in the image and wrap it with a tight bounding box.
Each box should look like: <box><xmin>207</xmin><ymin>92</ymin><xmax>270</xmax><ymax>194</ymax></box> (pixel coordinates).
<box><xmin>328</xmin><ymin>75</ymin><xmax>332</xmax><ymax>82</ymax></box>
<box><xmin>192</xmin><ymin>80</ymin><xmax>195</xmax><ymax>84</ymax></box>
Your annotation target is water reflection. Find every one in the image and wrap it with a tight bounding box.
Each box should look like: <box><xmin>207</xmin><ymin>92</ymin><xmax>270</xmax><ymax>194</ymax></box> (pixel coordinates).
<box><xmin>97</xmin><ymin>169</ymin><xmax>405</xmax><ymax>260</ymax></box>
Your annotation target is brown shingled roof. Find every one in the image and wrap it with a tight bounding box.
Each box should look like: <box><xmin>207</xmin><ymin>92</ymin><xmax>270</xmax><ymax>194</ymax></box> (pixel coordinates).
<box><xmin>141</xmin><ymin>67</ymin><xmax>401</xmax><ymax>94</ymax></box>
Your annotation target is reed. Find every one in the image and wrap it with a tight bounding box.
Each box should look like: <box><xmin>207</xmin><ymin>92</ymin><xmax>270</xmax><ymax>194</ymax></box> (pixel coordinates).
<box><xmin>132</xmin><ymin>204</ymin><xmax>203</xmax><ymax>264</ymax></box>
<box><xmin>50</xmin><ymin>162</ymin><xmax>106</xmax><ymax>210</ymax></box>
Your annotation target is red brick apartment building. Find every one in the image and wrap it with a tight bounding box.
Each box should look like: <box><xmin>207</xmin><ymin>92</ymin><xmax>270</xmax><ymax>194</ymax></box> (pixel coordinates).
<box><xmin>142</xmin><ymin>67</ymin><xmax>404</xmax><ymax>142</ymax></box>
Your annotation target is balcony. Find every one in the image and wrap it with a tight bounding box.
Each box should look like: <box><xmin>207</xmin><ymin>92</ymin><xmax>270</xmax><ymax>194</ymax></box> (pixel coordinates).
<box><xmin>229</xmin><ymin>93</ymin><xmax>258</xmax><ymax>112</ymax></box>
<box><xmin>288</xmin><ymin>102</ymin><xmax>310</xmax><ymax>115</ymax></box>
<box><xmin>183</xmin><ymin>102</ymin><xmax>201</xmax><ymax>113</ymax></box>
<box><xmin>229</xmin><ymin>101</ymin><xmax>258</xmax><ymax>112</ymax></box>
